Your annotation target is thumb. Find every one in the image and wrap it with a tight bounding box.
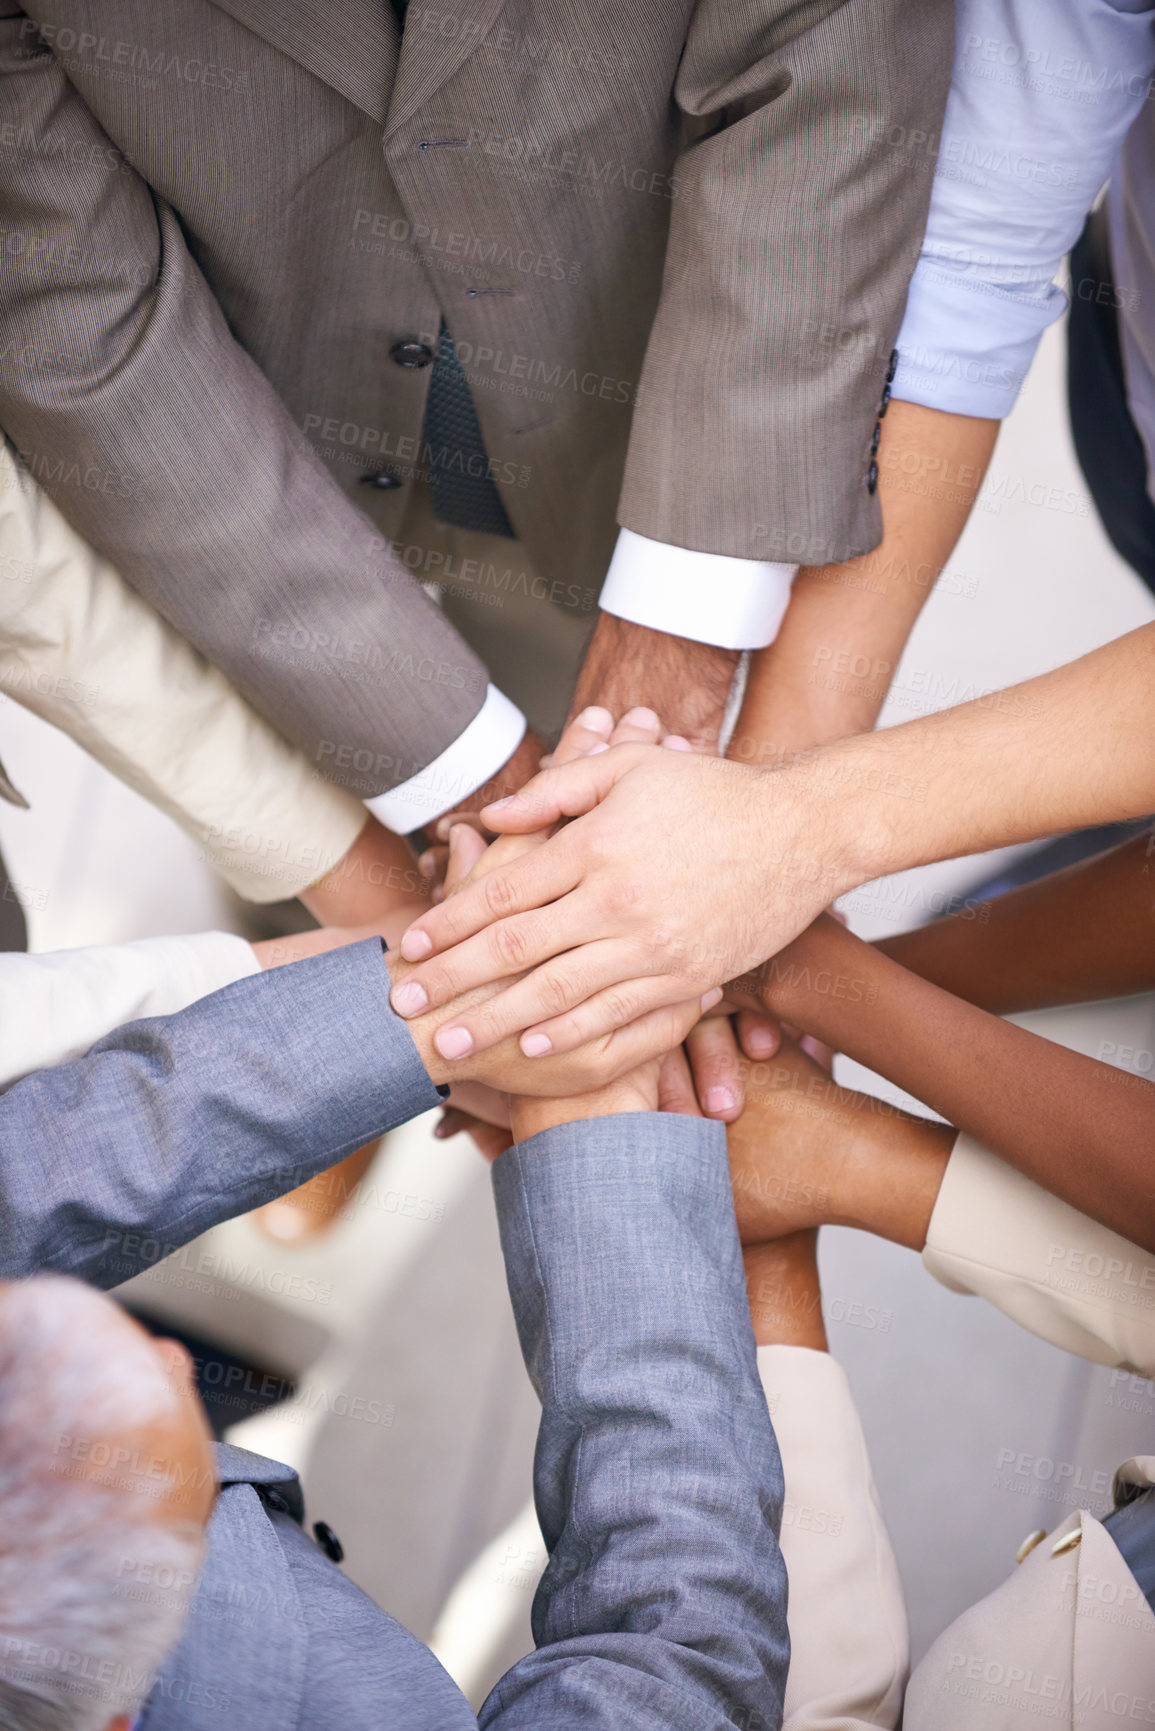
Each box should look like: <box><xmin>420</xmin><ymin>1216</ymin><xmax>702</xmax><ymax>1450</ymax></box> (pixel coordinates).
<box><xmin>481</xmin><ymin>742</ymin><xmax>649</xmax><ymax>833</ymax></box>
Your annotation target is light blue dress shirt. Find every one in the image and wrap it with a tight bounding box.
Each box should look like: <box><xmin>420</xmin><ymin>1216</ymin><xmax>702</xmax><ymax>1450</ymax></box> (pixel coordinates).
<box><xmin>893</xmin><ymin>0</ymin><xmax>1155</xmax><ymax>419</ymax></box>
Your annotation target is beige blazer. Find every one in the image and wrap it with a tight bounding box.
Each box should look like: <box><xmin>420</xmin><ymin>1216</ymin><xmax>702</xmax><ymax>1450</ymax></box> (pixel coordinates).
<box><xmin>0</xmin><ymin>441</ymin><xmax>365</xmax><ymax>902</ymax></box>
<box><xmin>763</xmin><ymin>1135</ymin><xmax>1155</xmax><ymax>1731</ymax></box>
<box><xmin>0</xmin><ymin>0</ymin><xmax>952</xmax><ymax>792</ymax></box>
<box><xmin>907</xmin><ymin>1461</ymin><xmax>1155</xmax><ymax>1730</ymax></box>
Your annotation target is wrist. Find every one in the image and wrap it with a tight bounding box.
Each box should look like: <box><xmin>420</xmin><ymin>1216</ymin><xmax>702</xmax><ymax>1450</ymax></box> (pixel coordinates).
<box><xmin>573</xmin><ymin>614</ymin><xmax>737</xmax><ymax>753</ymax></box>
<box><xmin>509</xmin><ymin>1078</ymin><xmax>658</xmax><ymax>1143</ymax></box>
<box><xmin>768</xmin><ymin>744</ymin><xmax>889</xmax><ymax>906</ymax></box>
<box><xmin>434</xmin><ymin>730</ymin><xmax>545</xmax><ymax>823</ymax></box>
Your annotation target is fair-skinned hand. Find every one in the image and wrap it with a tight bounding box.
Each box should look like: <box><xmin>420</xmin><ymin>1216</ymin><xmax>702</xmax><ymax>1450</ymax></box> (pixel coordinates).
<box><xmin>392</xmin><ymin>745</ymin><xmax>837</xmax><ymax>1066</ymax></box>
<box><xmin>416</xmin><ymin>710</ymin><xmax>772</xmax><ymax>1130</ymax></box>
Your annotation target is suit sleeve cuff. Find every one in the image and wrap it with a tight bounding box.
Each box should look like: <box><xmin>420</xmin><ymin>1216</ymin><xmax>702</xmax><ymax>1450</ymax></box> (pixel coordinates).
<box><xmin>364</xmin><ymin>683</ymin><xmax>526</xmax><ymax>834</ymax></box>
<box><xmin>600</xmin><ymin>529</ymin><xmax>797</xmax><ymax>650</ymax></box>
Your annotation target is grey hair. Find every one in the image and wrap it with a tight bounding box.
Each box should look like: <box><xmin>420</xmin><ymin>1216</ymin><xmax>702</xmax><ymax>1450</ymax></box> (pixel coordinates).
<box><xmin>0</xmin><ymin>1278</ymin><xmax>206</xmax><ymax>1730</ymax></box>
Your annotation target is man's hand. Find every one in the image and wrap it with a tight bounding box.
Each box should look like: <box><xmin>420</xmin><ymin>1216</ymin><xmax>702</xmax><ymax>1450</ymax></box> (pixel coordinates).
<box><xmin>508</xmin><ymin>1053</ymin><xmax>663</xmax><ymax>1142</ymax></box>
<box><xmin>392</xmin><ymin>745</ymin><xmax>850</xmax><ymax>1063</ymax></box>
<box><xmin>403</xmin><ymin>711</ymin><xmax>772</xmax><ymax>1119</ymax></box>
<box><xmin>567</xmin><ymin>613</ymin><xmax>738</xmax><ymax>754</ymax></box>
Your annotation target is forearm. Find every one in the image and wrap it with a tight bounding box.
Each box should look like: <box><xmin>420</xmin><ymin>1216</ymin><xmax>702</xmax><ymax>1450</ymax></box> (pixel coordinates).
<box><xmin>750</xmin><ymin>919</ymin><xmax>1155</xmax><ymax>1248</ymax></box>
<box><xmin>482</xmin><ymin>1115</ymin><xmax>788</xmax><ymax>1731</ymax></box>
<box><xmin>876</xmin><ymin>831</ymin><xmax>1155</xmax><ymax>1012</ymax></box>
<box><xmin>568</xmin><ymin>613</ymin><xmax>738</xmax><ymax>752</ymax></box>
<box><xmin>784</xmin><ymin>624</ymin><xmax>1155</xmax><ymax>900</ymax></box>
<box><xmin>0</xmin><ymin>941</ymin><xmax>444</xmax><ymax>1286</ymax></box>
<box><xmin>299</xmin><ymin>819</ymin><xmax>428</xmax><ymax>929</ymax></box>
<box><xmin>729</xmin><ymin>403</ymin><xmax>999</xmax><ymax>762</ymax></box>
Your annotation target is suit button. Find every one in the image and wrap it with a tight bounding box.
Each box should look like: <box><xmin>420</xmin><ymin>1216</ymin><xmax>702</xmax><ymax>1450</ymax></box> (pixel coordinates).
<box><xmin>870</xmin><ymin>421</ymin><xmax>882</xmax><ymax>457</ymax></box>
<box><xmin>314</xmin><ymin>1521</ymin><xmax>345</xmax><ymax>1563</ymax></box>
<box><xmin>886</xmin><ymin>347</ymin><xmax>899</xmax><ymax>385</ymax></box>
<box><xmin>360</xmin><ymin>471</ymin><xmax>402</xmax><ymax>490</ymax></box>
<box><xmin>390</xmin><ymin>339</ymin><xmax>434</xmax><ymax>369</ymax></box>
<box><xmin>866</xmin><ymin>459</ymin><xmax>879</xmax><ymax>494</ymax></box>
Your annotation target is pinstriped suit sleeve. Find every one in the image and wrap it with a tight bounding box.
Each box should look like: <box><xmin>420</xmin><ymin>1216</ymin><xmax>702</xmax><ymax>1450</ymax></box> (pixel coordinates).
<box><xmin>482</xmin><ymin>1113</ymin><xmax>789</xmax><ymax>1731</ymax></box>
<box><xmin>0</xmin><ymin>10</ymin><xmax>487</xmax><ymax>796</ymax></box>
<box><xmin>0</xmin><ymin>939</ymin><xmax>444</xmax><ymax>1287</ymax></box>
<box><xmin>620</xmin><ymin>0</ymin><xmax>954</xmax><ymax>569</ymax></box>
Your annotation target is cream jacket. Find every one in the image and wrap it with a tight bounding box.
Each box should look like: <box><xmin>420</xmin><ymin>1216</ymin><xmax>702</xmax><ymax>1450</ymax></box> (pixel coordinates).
<box><xmin>766</xmin><ymin>1134</ymin><xmax>1155</xmax><ymax>1730</ymax></box>
<box><xmin>0</xmin><ymin>443</ymin><xmax>365</xmax><ymax>903</ymax></box>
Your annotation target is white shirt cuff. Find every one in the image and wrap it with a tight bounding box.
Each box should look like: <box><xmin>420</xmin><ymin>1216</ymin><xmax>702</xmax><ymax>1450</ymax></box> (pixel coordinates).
<box><xmin>365</xmin><ymin>684</ymin><xmax>526</xmax><ymax>835</ymax></box>
<box><xmin>600</xmin><ymin>529</ymin><xmax>797</xmax><ymax>650</ymax></box>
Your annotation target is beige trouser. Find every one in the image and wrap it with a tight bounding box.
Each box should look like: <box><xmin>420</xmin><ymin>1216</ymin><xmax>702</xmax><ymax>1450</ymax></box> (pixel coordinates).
<box><xmin>763</xmin><ymin>1136</ymin><xmax>1155</xmax><ymax>1730</ymax></box>
<box><xmin>395</xmin><ymin>480</ymin><xmax>597</xmax><ymax>746</ymax></box>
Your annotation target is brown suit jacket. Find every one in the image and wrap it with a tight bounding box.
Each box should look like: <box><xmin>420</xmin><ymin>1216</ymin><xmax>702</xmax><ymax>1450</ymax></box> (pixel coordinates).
<box><xmin>0</xmin><ymin>0</ymin><xmax>952</xmax><ymax>794</ymax></box>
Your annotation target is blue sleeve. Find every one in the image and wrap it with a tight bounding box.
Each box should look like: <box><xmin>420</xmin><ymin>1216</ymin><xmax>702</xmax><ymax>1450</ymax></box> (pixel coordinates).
<box><xmin>482</xmin><ymin>1114</ymin><xmax>788</xmax><ymax>1731</ymax></box>
<box><xmin>893</xmin><ymin>0</ymin><xmax>1155</xmax><ymax>418</ymax></box>
<box><xmin>0</xmin><ymin>939</ymin><xmax>443</xmax><ymax>1286</ymax></box>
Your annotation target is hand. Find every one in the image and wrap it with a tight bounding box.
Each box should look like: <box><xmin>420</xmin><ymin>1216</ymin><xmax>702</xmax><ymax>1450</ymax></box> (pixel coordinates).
<box><xmin>727</xmin><ymin>1036</ymin><xmax>952</xmax><ymax>1252</ymax></box>
<box><xmin>410</xmin><ymin>709</ymin><xmax>771</xmax><ymax>1121</ymax></box>
<box><xmin>299</xmin><ymin>817</ymin><xmax>430</xmax><ymax>932</ymax></box>
<box><xmin>393</xmin><ymin>746</ymin><xmax>847</xmax><ymax>1063</ymax></box>
<box><xmin>415</xmin><ymin>710</ymin><xmax>717</xmax><ymax>1113</ymax></box>
<box><xmin>565</xmin><ymin>612</ymin><xmax>739</xmax><ymax>754</ymax></box>
<box><xmin>508</xmin><ymin>1051</ymin><xmax>663</xmax><ymax>1142</ymax></box>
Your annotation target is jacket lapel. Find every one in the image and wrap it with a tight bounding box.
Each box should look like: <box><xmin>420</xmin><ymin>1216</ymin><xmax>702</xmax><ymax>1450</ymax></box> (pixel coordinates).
<box><xmin>385</xmin><ymin>0</ymin><xmax>510</xmax><ymax>137</ymax></box>
<box><xmin>208</xmin><ymin>0</ymin><xmax>397</xmax><ymax>126</ymax></box>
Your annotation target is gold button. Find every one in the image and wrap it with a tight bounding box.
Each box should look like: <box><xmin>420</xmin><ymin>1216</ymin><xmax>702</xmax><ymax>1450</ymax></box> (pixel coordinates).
<box><xmin>1016</xmin><ymin>1529</ymin><xmax>1047</xmax><ymax>1564</ymax></box>
<box><xmin>1051</xmin><ymin>1528</ymin><xmax>1082</xmax><ymax>1557</ymax></box>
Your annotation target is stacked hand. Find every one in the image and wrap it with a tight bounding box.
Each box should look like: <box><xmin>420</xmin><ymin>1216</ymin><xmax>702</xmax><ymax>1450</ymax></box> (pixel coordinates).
<box><xmin>396</xmin><ymin>707</ymin><xmax>779</xmax><ymax>1148</ymax></box>
<box><xmin>392</xmin><ymin>744</ymin><xmax>845</xmax><ymax>1072</ymax></box>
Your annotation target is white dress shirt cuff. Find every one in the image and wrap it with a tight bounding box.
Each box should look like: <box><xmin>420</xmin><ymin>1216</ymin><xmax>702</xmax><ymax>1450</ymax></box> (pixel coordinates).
<box><xmin>600</xmin><ymin>528</ymin><xmax>797</xmax><ymax>650</ymax></box>
<box><xmin>365</xmin><ymin>683</ymin><xmax>526</xmax><ymax>835</ymax></box>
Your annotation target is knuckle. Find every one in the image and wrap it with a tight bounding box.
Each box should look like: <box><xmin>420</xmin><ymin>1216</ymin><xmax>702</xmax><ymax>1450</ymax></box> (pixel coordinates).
<box><xmin>604</xmin><ymin>877</ymin><xmax>646</xmax><ymax>919</ymax></box>
<box><xmin>483</xmin><ymin>872</ymin><xmax>520</xmax><ymax>917</ymax></box>
<box><xmin>600</xmin><ymin>987</ymin><xmax>638</xmax><ymax>1030</ymax></box>
<box><xmin>538</xmin><ymin>969</ymin><xmax>577</xmax><ymax>1017</ymax></box>
<box><xmin>491</xmin><ymin>920</ymin><xmax>530</xmax><ymax>970</ymax></box>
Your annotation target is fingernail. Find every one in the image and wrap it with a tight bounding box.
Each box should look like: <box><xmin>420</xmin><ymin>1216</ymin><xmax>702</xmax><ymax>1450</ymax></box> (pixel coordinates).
<box><xmin>521</xmin><ymin>1032</ymin><xmax>553</xmax><ymax>1057</ymax></box>
<box><xmin>418</xmin><ymin>851</ymin><xmax>436</xmax><ymax>878</ymax></box>
<box><xmin>706</xmin><ymin>1087</ymin><xmax>737</xmax><ymax>1115</ymax></box>
<box><xmin>700</xmin><ymin>987</ymin><xmax>724</xmax><ymax>1012</ymax></box>
<box><xmin>622</xmin><ymin>706</ymin><xmax>659</xmax><ymax>729</ymax></box>
<box><xmin>435</xmin><ymin>817</ymin><xmax>453</xmax><ymax>841</ymax></box>
<box><xmin>391</xmin><ymin>980</ymin><xmax>428</xmax><ymax>1017</ymax></box>
<box><xmin>400</xmin><ymin>929</ymin><xmax>433</xmax><ymax>961</ymax></box>
<box><xmin>486</xmin><ymin>795</ymin><xmax>516</xmax><ymax>811</ymax></box>
<box><xmin>747</xmin><ymin>1030</ymin><xmax>776</xmax><ymax>1058</ymax></box>
<box><xmin>435</xmin><ymin>1025</ymin><xmax>474</xmax><ymax>1060</ymax></box>
<box><xmin>575</xmin><ymin>705</ymin><xmax>613</xmax><ymax>734</ymax></box>
<box><xmin>664</xmin><ymin>735</ymin><xmax>693</xmax><ymax>752</ymax></box>
<box><xmin>587</xmin><ymin>741</ymin><xmax>609</xmax><ymax>754</ymax></box>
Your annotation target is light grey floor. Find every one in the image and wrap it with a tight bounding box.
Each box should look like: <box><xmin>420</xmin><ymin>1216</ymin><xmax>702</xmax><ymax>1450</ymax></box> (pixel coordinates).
<box><xmin>1</xmin><ymin>312</ymin><xmax>1153</xmax><ymax>1679</ymax></box>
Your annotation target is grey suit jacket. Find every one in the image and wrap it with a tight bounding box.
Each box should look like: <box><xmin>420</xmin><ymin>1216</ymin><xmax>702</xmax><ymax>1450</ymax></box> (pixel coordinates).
<box><xmin>0</xmin><ymin>938</ymin><xmax>445</xmax><ymax>1285</ymax></box>
<box><xmin>141</xmin><ymin>1116</ymin><xmax>788</xmax><ymax>1730</ymax></box>
<box><xmin>0</xmin><ymin>0</ymin><xmax>952</xmax><ymax>792</ymax></box>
